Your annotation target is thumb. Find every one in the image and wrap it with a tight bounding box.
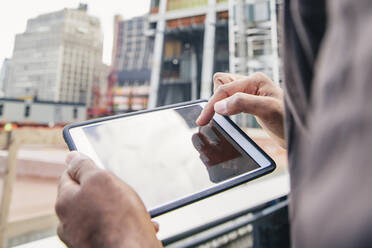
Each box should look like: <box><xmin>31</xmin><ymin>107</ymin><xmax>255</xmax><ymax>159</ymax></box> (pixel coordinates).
<box><xmin>214</xmin><ymin>92</ymin><xmax>273</xmax><ymax>117</ymax></box>
<box><xmin>66</xmin><ymin>152</ymin><xmax>98</xmax><ymax>184</ymax></box>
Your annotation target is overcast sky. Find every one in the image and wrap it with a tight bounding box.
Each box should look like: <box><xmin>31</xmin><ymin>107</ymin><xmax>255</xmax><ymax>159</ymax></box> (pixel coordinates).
<box><xmin>0</xmin><ymin>0</ymin><xmax>150</xmax><ymax>66</ymax></box>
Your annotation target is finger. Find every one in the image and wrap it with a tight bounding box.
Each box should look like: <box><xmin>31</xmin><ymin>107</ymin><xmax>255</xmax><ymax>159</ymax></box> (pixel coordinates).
<box><xmin>152</xmin><ymin>221</ymin><xmax>160</xmax><ymax>233</ymax></box>
<box><xmin>213</xmin><ymin>73</ymin><xmax>247</xmax><ymax>92</ymax></box>
<box><xmin>213</xmin><ymin>73</ymin><xmax>235</xmax><ymax>91</ymax></box>
<box><xmin>214</xmin><ymin>92</ymin><xmax>274</xmax><ymax>117</ymax></box>
<box><xmin>57</xmin><ymin>170</ymin><xmax>79</xmax><ymax>196</ymax></box>
<box><xmin>56</xmin><ymin>171</ymin><xmax>79</xmax><ymax>220</ymax></box>
<box><xmin>197</xmin><ymin>78</ymin><xmax>253</xmax><ymax>126</ymax></box>
<box><xmin>66</xmin><ymin>152</ymin><xmax>98</xmax><ymax>184</ymax></box>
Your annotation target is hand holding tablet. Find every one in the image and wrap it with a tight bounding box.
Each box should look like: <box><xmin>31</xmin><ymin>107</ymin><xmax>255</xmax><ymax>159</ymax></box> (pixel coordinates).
<box><xmin>63</xmin><ymin>100</ymin><xmax>275</xmax><ymax>217</ymax></box>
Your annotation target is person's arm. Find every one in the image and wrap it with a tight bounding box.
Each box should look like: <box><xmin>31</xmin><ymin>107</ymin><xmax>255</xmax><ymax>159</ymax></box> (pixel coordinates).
<box><xmin>197</xmin><ymin>72</ymin><xmax>286</xmax><ymax>148</ymax></box>
<box><xmin>55</xmin><ymin>152</ymin><xmax>163</xmax><ymax>248</ymax></box>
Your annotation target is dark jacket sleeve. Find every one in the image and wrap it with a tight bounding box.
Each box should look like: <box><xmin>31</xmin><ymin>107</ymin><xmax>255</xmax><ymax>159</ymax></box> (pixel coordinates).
<box><xmin>281</xmin><ymin>0</ymin><xmax>327</xmax><ymax>244</ymax></box>
<box><xmin>290</xmin><ymin>0</ymin><xmax>372</xmax><ymax>247</ymax></box>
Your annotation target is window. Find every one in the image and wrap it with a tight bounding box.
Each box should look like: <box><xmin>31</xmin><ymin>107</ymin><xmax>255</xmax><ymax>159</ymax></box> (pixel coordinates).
<box><xmin>73</xmin><ymin>107</ymin><xmax>78</xmax><ymax>119</ymax></box>
<box><xmin>24</xmin><ymin>105</ymin><xmax>31</xmax><ymax>118</ymax></box>
<box><xmin>0</xmin><ymin>104</ymin><xmax>3</xmax><ymax>116</ymax></box>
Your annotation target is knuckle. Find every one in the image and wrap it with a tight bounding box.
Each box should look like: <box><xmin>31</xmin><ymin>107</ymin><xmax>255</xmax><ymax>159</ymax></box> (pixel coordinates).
<box><xmin>253</xmin><ymin>71</ymin><xmax>265</xmax><ymax>79</ymax></box>
<box><xmin>232</xmin><ymin>92</ymin><xmax>245</xmax><ymax>105</ymax></box>
<box><xmin>252</xmin><ymin>72</ymin><xmax>274</xmax><ymax>86</ymax></box>
<box><xmin>251</xmin><ymin>72</ymin><xmax>267</xmax><ymax>84</ymax></box>
<box><xmin>79</xmin><ymin>157</ymin><xmax>93</xmax><ymax>168</ymax></box>
<box><xmin>227</xmin><ymin>93</ymin><xmax>245</xmax><ymax>113</ymax></box>
<box><xmin>216</xmin><ymin>84</ymin><xmax>229</xmax><ymax>96</ymax></box>
<box><xmin>85</xmin><ymin>170</ymin><xmax>111</xmax><ymax>186</ymax></box>
<box><xmin>68</xmin><ymin>157</ymin><xmax>86</xmax><ymax>172</ymax></box>
<box><xmin>68</xmin><ymin>157</ymin><xmax>95</xmax><ymax>178</ymax></box>
<box><xmin>213</xmin><ymin>72</ymin><xmax>224</xmax><ymax>81</ymax></box>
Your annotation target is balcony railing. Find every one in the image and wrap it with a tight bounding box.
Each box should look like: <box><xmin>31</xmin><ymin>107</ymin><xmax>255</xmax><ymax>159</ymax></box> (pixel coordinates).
<box><xmin>162</xmin><ymin>196</ymin><xmax>290</xmax><ymax>247</ymax></box>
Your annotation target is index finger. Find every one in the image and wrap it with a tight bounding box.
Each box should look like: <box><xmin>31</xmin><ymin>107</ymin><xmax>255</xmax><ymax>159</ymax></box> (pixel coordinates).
<box><xmin>213</xmin><ymin>73</ymin><xmax>235</xmax><ymax>91</ymax></box>
<box><xmin>196</xmin><ymin>79</ymin><xmax>249</xmax><ymax>126</ymax></box>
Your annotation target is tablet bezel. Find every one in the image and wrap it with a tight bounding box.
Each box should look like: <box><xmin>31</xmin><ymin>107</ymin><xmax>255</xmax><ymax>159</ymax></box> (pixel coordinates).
<box><xmin>63</xmin><ymin>100</ymin><xmax>276</xmax><ymax>217</ymax></box>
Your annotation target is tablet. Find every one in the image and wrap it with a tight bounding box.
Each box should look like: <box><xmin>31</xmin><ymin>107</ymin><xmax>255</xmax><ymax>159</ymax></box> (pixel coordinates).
<box><xmin>63</xmin><ymin>100</ymin><xmax>275</xmax><ymax>217</ymax></box>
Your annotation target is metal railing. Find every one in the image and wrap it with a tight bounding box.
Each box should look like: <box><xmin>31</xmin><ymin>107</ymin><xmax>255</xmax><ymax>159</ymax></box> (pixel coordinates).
<box><xmin>163</xmin><ymin>195</ymin><xmax>290</xmax><ymax>247</ymax></box>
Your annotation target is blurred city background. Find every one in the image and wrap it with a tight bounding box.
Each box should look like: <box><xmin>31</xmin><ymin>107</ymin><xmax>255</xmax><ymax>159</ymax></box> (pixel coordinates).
<box><xmin>0</xmin><ymin>0</ymin><xmax>288</xmax><ymax>247</ymax></box>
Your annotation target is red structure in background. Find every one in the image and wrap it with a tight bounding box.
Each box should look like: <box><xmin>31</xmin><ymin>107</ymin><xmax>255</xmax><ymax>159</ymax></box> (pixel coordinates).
<box><xmin>89</xmin><ymin>83</ymin><xmax>102</xmax><ymax>117</ymax></box>
<box><xmin>88</xmin><ymin>70</ymin><xmax>118</xmax><ymax>118</ymax></box>
<box><xmin>106</xmin><ymin>71</ymin><xmax>118</xmax><ymax>115</ymax></box>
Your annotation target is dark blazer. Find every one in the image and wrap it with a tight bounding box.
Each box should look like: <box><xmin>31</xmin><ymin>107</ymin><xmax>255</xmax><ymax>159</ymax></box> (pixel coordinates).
<box><xmin>283</xmin><ymin>0</ymin><xmax>372</xmax><ymax>247</ymax></box>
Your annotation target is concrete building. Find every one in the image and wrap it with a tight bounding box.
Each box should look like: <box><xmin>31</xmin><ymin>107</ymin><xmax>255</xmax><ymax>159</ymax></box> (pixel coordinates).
<box><xmin>112</xmin><ymin>15</ymin><xmax>153</xmax><ymax>75</ymax></box>
<box><xmin>110</xmin><ymin>15</ymin><xmax>154</xmax><ymax>113</ymax></box>
<box><xmin>0</xmin><ymin>98</ymin><xmax>86</xmax><ymax>125</ymax></box>
<box><xmin>0</xmin><ymin>59</ymin><xmax>10</xmax><ymax>97</ymax></box>
<box><xmin>5</xmin><ymin>4</ymin><xmax>103</xmax><ymax>107</ymax></box>
<box><xmin>147</xmin><ymin>0</ymin><xmax>280</xmax><ymax>109</ymax></box>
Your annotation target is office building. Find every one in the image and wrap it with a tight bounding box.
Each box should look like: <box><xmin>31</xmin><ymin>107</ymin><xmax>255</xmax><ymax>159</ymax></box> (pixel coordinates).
<box><xmin>5</xmin><ymin>4</ymin><xmax>103</xmax><ymax>106</ymax></box>
<box><xmin>0</xmin><ymin>59</ymin><xmax>10</xmax><ymax>96</ymax></box>
<box><xmin>112</xmin><ymin>15</ymin><xmax>153</xmax><ymax>75</ymax></box>
<box><xmin>110</xmin><ymin>15</ymin><xmax>154</xmax><ymax>112</ymax></box>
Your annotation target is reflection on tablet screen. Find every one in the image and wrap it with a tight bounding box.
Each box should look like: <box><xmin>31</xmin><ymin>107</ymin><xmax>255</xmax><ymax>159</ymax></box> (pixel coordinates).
<box><xmin>82</xmin><ymin>105</ymin><xmax>260</xmax><ymax>209</ymax></box>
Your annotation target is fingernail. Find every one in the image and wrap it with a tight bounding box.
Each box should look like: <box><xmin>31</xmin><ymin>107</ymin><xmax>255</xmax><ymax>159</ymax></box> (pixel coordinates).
<box><xmin>214</xmin><ymin>100</ymin><xmax>227</xmax><ymax>114</ymax></box>
<box><xmin>196</xmin><ymin>109</ymin><xmax>205</xmax><ymax>124</ymax></box>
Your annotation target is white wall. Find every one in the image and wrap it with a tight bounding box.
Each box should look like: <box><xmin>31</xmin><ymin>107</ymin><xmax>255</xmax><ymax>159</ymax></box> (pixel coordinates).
<box><xmin>0</xmin><ymin>100</ymin><xmax>86</xmax><ymax>124</ymax></box>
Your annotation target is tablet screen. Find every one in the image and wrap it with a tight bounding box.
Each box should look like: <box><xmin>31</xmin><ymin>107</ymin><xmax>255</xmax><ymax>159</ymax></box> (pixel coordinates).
<box><xmin>72</xmin><ymin>104</ymin><xmax>263</xmax><ymax>210</ymax></box>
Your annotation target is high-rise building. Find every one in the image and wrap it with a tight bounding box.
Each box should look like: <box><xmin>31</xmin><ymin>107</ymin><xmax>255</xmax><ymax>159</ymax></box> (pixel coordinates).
<box><xmin>112</xmin><ymin>15</ymin><xmax>153</xmax><ymax>74</ymax></box>
<box><xmin>0</xmin><ymin>58</ymin><xmax>10</xmax><ymax>96</ymax></box>
<box><xmin>5</xmin><ymin>4</ymin><xmax>103</xmax><ymax>106</ymax></box>
<box><xmin>147</xmin><ymin>0</ymin><xmax>280</xmax><ymax>109</ymax></box>
<box><xmin>110</xmin><ymin>15</ymin><xmax>154</xmax><ymax>112</ymax></box>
